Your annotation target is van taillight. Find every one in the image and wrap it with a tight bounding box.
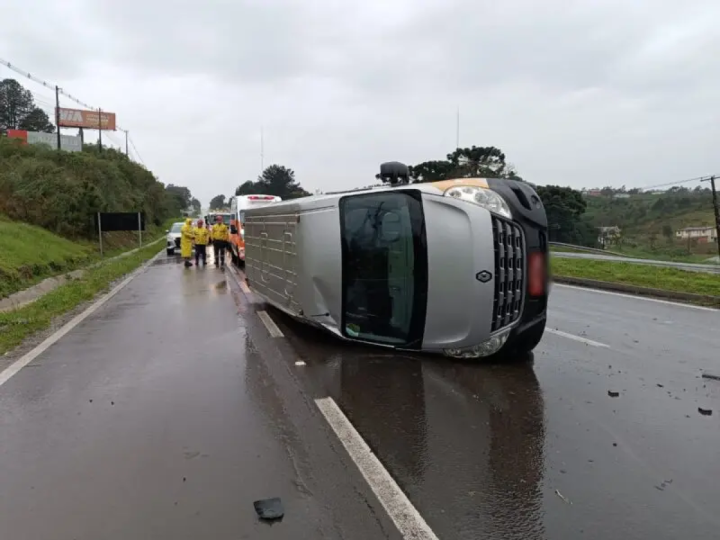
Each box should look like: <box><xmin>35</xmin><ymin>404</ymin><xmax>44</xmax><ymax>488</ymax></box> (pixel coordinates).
<box><xmin>528</xmin><ymin>251</ymin><xmax>545</xmax><ymax>297</ymax></box>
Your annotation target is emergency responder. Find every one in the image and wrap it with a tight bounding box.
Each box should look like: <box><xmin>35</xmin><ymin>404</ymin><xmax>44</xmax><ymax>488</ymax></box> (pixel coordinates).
<box><xmin>193</xmin><ymin>219</ymin><xmax>210</xmax><ymax>266</ymax></box>
<box><xmin>211</xmin><ymin>215</ymin><xmax>230</xmax><ymax>267</ymax></box>
<box><xmin>180</xmin><ymin>218</ymin><xmax>195</xmax><ymax>268</ymax></box>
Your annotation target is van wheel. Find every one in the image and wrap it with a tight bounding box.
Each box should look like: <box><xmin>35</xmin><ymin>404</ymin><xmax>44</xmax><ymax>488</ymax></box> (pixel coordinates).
<box><xmin>506</xmin><ymin>319</ymin><xmax>546</xmax><ymax>357</ymax></box>
<box><xmin>167</xmin><ymin>249</ymin><xmax>174</xmax><ymax>256</ymax></box>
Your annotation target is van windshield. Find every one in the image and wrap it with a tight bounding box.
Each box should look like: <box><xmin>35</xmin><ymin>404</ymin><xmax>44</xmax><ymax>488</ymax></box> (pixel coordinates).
<box><xmin>340</xmin><ymin>190</ymin><xmax>428</xmax><ymax>347</ymax></box>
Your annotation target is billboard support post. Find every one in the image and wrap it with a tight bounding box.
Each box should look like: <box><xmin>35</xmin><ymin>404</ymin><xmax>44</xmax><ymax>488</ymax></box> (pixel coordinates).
<box><xmin>97</xmin><ymin>212</ymin><xmax>104</xmax><ymax>257</ymax></box>
<box><xmin>98</xmin><ymin>108</ymin><xmax>103</xmax><ymax>152</ymax></box>
<box><xmin>138</xmin><ymin>212</ymin><xmax>142</xmax><ymax>247</ymax></box>
<box><xmin>79</xmin><ymin>127</ymin><xmax>84</xmax><ymax>146</ymax></box>
<box><xmin>55</xmin><ymin>85</ymin><xmax>61</xmax><ymax>151</ymax></box>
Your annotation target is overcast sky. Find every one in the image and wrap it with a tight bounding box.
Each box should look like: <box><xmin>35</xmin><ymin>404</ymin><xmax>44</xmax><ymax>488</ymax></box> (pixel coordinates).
<box><xmin>2</xmin><ymin>0</ymin><xmax>719</xmax><ymax>205</ymax></box>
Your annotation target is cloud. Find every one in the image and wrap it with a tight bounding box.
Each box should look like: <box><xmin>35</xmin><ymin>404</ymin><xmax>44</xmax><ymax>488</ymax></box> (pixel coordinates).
<box><xmin>2</xmin><ymin>0</ymin><xmax>720</xmax><ymax>205</ymax></box>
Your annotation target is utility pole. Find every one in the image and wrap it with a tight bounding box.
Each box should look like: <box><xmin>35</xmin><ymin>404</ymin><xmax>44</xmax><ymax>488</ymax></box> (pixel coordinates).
<box><xmin>55</xmin><ymin>85</ymin><xmax>62</xmax><ymax>151</ymax></box>
<box><xmin>124</xmin><ymin>130</ymin><xmax>129</xmax><ymax>156</ymax></box>
<box><xmin>98</xmin><ymin>108</ymin><xmax>103</xmax><ymax>152</ymax></box>
<box><xmin>456</xmin><ymin>106</ymin><xmax>460</xmax><ymax>149</ymax></box>
<box><xmin>260</xmin><ymin>127</ymin><xmax>264</xmax><ymax>173</ymax></box>
<box><xmin>701</xmin><ymin>175</ymin><xmax>720</xmax><ymax>263</ymax></box>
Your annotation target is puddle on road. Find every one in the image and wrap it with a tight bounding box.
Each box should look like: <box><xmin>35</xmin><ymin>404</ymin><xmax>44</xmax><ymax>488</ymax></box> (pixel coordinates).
<box><xmin>152</xmin><ymin>256</ymin><xmax>184</xmax><ymax>266</ymax></box>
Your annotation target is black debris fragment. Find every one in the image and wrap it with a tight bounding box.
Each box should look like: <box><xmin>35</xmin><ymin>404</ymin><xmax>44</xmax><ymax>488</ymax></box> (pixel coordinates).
<box><xmin>608</xmin><ymin>391</ymin><xmax>620</xmax><ymax>398</ymax></box>
<box><xmin>254</xmin><ymin>497</ymin><xmax>284</xmax><ymax>520</ymax></box>
<box><xmin>656</xmin><ymin>384</ymin><xmax>664</xmax><ymax>388</ymax></box>
<box><xmin>698</xmin><ymin>408</ymin><xmax>713</xmax><ymax>416</ymax></box>
<box><xmin>701</xmin><ymin>372</ymin><xmax>720</xmax><ymax>382</ymax></box>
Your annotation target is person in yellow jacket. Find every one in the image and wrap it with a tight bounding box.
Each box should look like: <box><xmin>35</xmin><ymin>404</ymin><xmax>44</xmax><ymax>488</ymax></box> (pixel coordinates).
<box><xmin>180</xmin><ymin>218</ymin><xmax>195</xmax><ymax>268</ymax></box>
<box><xmin>211</xmin><ymin>215</ymin><xmax>230</xmax><ymax>267</ymax></box>
<box><xmin>193</xmin><ymin>219</ymin><xmax>210</xmax><ymax>266</ymax></box>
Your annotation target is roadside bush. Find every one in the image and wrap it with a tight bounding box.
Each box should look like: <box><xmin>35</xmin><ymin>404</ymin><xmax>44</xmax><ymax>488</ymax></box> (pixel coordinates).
<box><xmin>0</xmin><ymin>137</ymin><xmax>186</xmax><ymax>239</ymax></box>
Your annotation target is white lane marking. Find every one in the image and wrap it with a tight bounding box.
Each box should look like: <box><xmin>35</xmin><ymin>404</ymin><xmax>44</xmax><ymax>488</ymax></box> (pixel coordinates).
<box><xmin>257</xmin><ymin>310</ymin><xmax>284</xmax><ymax>338</ymax></box>
<box><xmin>295</xmin><ymin>360</ymin><xmax>306</xmax><ymax>366</ymax></box>
<box><xmin>546</xmin><ymin>328</ymin><xmax>610</xmax><ymax>348</ymax></box>
<box><xmin>0</xmin><ymin>250</ymin><xmax>162</xmax><ymax>389</ymax></box>
<box><xmin>315</xmin><ymin>397</ymin><xmax>438</xmax><ymax>540</ymax></box>
<box><xmin>553</xmin><ymin>283</ymin><xmax>717</xmax><ymax>312</ymax></box>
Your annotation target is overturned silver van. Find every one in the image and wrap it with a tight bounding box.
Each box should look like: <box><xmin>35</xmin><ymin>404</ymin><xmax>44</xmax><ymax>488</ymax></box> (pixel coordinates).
<box><xmin>243</xmin><ymin>162</ymin><xmax>549</xmax><ymax>359</ymax></box>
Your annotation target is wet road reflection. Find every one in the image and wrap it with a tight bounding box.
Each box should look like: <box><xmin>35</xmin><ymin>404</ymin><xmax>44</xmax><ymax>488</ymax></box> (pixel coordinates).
<box><xmin>261</xmin><ymin>294</ymin><xmax>720</xmax><ymax>540</ymax></box>
<box><xmin>268</xmin><ymin>313</ymin><xmax>546</xmax><ymax>540</ymax></box>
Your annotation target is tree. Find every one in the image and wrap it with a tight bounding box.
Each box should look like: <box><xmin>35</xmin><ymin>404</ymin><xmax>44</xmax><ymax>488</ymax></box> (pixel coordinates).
<box><xmin>209</xmin><ymin>194</ymin><xmax>227</xmax><ymax>209</ymax></box>
<box><xmin>190</xmin><ymin>197</ymin><xmax>201</xmax><ymax>214</ymax></box>
<box><xmin>0</xmin><ymin>79</ymin><xmax>55</xmax><ymax>134</ymax></box>
<box><xmin>408</xmin><ymin>160</ymin><xmax>454</xmax><ymax>182</ymax></box>
<box><xmin>409</xmin><ymin>145</ymin><xmax>522</xmax><ymax>183</ymax></box>
<box><xmin>234</xmin><ymin>165</ymin><xmax>310</xmax><ymax>199</ymax></box>
<box><xmin>19</xmin><ymin>108</ymin><xmax>55</xmax><ymax>133</ymax></box>
<box><xmin>662</xmin><ymin>224</ymin><xmax>673</xmax><ymax>245</ymax></box>
<box><xmin>164</xmin><ymin>184</ymin><xmax>192</xmax><ymax>216</ymax></box>
<box><xmin>535</xmin><ymin>185</ymin><xmax>595</xmax><ymax>245</ymax></box>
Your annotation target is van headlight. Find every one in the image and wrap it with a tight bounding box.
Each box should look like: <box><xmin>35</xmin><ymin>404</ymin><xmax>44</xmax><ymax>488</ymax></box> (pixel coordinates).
<box><xmin>445</xmin><ymin>186</ymin><xmax>512</xmax><ymax>219</ymax></box>
<box><xmin>443</xmin><ymin>328</ymin><xmax>511</xmax><ymax>359</ymax></box>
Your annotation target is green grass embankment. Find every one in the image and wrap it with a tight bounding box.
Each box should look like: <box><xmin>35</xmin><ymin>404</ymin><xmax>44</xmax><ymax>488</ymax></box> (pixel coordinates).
<box><xmin>0</xmin><ymin>215</ymin><xmax>177</xmax><ymax>299</ymax></box>
<box><xmin>551</xmin><ymin>257</ymin><xmax>720</xmax><ymax>298</ymax></box>
<box><xmin>0</xmin><ymin>241</ymin><xmax>162</xmax><ymax>355</ymax></box>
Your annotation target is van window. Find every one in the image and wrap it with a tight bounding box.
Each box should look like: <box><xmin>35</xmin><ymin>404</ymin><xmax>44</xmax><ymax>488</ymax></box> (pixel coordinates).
<box><xmin>340</xmin><ymin>190</ymin><xmax>428</xmax><ymax>347</ymax></box>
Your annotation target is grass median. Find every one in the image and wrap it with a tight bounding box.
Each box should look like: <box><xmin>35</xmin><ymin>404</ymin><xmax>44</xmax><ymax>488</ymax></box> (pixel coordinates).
<box><xmin>0</xmin><ymin>242</ymin><xmax>162</xmax><ymax>356</ymax></box>
<box><xmin>0</xmin><ymin>216</ymin><xmax>178</xmax><ymax>299</ymax></box>
<box><xmin>551</xmin><ymin>257</ymin><xmax>720</xmax><ymax>298</ymax></box>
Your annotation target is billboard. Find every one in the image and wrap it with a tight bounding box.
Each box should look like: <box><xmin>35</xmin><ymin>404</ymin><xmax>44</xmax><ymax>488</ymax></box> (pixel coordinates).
<box><xmin>7</xmin><ymin>129</ymin><xmax>83</xmax><ymax>153</ymax></box>
<box><xmin>95</xmin><ymin>212</ymin><xmax>146</xmax><ymax>232</ymax></box>
<box><xmin>56</xmin><ymin>107</ymin><xmax>116</xmax><ymax>131</ymax></box>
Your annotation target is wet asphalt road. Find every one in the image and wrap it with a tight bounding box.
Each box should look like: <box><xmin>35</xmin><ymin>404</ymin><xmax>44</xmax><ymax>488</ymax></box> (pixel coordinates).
<box><xmin>1</xmin><ymin>252</ymin><xmax>719</xmax><ymax>539</ymax></box>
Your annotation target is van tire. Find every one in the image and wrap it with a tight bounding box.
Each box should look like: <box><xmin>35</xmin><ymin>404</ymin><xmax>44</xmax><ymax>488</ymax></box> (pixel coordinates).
<box><xmin>506</xmin><ymin>318</ymin><xmax>546</xmax><ymax>357</ymax></box>
<box><xmin>166</xmin><ymin>249</ymin><xmax>174</xmax><ymax>256</ymax></box>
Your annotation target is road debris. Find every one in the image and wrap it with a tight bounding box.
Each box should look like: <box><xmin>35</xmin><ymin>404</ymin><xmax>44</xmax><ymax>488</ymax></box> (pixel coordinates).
<box><xmin>698</xmin><ymin>407</ymin><xmax>713</xmax><ymax>416</ymax></box>
<box><xmin>608</xmin><ymin>391</ymin><xmax>620</xmax><ymax>398</ymax></box>
<box><xmin>254</xmin><ymin>497</ymin><xmax>284</xmax><ymax>520</ymax></box>
<box><xmin>555</xmin><ymin>489</ymin><xmax>572</xmax><ymax>504</ymax></box>
<box><xmin>701</xmin><ymin>372</ymin><xmax>720</xmax><ymax>382</ymax></box>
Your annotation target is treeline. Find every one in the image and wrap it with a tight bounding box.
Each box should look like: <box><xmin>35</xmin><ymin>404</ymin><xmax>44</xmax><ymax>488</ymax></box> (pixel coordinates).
<box><xmin>584</xmin><ymin>188</ymin><xmax>715</xmax><ymax>231</ymax></box>
<box><xmin>407</xmin><ymin>145</ymin><xmax>597</xmax><ymax>245</ymax></box>
<box><xmin>0</xmin><ymin>136</ymin><xmax>197</xmax><ymax>238</ymax></box>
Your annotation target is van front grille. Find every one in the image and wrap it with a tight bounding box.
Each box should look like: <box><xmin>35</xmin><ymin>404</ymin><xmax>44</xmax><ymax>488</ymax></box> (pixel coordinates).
<box><xmin>491</xmin><ymin>216</ymin><xmax>525</xmax><ymax>331</ymax></box>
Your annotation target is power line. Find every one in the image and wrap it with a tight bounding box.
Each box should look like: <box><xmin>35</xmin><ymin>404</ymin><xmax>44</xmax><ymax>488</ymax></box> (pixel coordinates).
<box><xmin>0</xmin><ymin>56</ymin><xmax>128</xmax><ymax>131</ymax></box>
<box><xmin>639</xmin><ymin>175</ymin><xmax>717</xmax><ymax>191</ymax></box>
<box><xmin>129</xmin><ymin>136</ymin><xmax>145</xmax><ymax>166</ymax></box>
<box><xmin>1</xmin><ymin>57</ymin><xmax>151</xmax><ymax>166</ymax></box>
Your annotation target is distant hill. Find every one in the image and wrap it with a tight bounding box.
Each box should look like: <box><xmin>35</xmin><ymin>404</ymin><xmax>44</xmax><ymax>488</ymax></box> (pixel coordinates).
<box><xmin>579</xmin><ymin>188</ymin><xmax>717</xmax><ymax>259</ymax></box>
<box><xmin>583</xmin><ymin>189</ymin><xmax>715</xmax><ymax>233</ymax></box>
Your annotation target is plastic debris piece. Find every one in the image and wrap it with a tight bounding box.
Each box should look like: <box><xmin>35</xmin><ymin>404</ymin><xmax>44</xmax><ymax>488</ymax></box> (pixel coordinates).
<box><xmin>555</xmin><ymin>489</ymin><xmax>572</xmax><ymax>504</ymax></box>
<box><xmin>701</xmin><ymin>372</ymin><xmax>720</xmax><ymax>382</ymax></box>
<box><xmin>254</xmin><ymin>497</ymin><xmax>284</xmax><ymax>520</ymax></box>
<box><xmin>698</xmin><ymin>407</ymin><xmax>713</xmax><ymax>416</ymax></box>
<box><xmin>608</xmin><ymin>391</ymin><xmax>620</xmax><ymax>398</ymax></box>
